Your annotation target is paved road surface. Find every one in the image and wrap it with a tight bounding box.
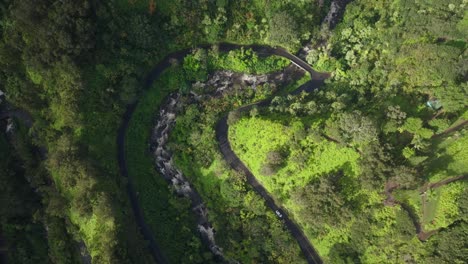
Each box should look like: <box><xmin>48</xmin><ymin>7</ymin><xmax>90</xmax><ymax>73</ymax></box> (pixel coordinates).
<box><xmin>118</xmin><ymin>43</ymin><xmax>329</xmax><ymax>264</ymax></box>
<box><xmin>216</xmin><ymin>108</ymin><xmax>324</xmax><ymax>264</ymax></box>
<box><xmin>213</xmin><ymin>45</ymin><xmax>330</xmax><ymax>263</ymax></box>
<box><xmin>1</xmin><ymin>44</ymin><xmax>329</xmax><ymax>264</ymax></box>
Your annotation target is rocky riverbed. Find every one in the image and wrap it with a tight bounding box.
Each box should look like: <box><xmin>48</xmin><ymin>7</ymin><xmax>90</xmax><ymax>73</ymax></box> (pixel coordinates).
<box><xmin>149</xmin><ymin>64</ymin><xmax>304</xmax><ymax>262</ymax></box>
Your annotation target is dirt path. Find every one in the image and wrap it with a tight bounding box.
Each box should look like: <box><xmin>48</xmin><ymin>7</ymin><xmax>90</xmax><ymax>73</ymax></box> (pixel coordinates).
<box><xmin>420</xmin><ymin>174</ymin><xmax>468</xmax><ymax>193</ymax></box>
<box><xmin>383</xmin><ymin>174</ymin><xmax>467</xmax><ymax>241</ymax></box>
<box><xmin>432</xmin><ymin>120</ymin><xmax>468</xmax><ymax>138</ymax></box>
<box><xmin>383</xmin><ymin>182</ymin><xmax>428</xmax><ymax>240</ymax></box>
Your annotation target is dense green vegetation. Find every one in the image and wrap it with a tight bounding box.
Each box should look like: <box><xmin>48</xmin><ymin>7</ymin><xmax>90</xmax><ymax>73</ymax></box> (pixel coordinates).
<box><xmin>125</xmin><ymin>66</ymin><xmax>203</xmax><ymax>263</ymax></box>
<box><xmin>167</xmin><ymin>63</ymin><xmax>309</xmax><ymax>263</ymax></box>
<box><xmin>0</xmin><ymin>0</ymin><xmax>321</xmax><ymax>262</ymax></box>
<box><xmin>0</xmin><ymin>0</ymin><xmax>466</xmax><ymax>263</ymax></box>
<box><xmin>126</xmin><ymin>48</ymin><xmax>306</xmax><ymax>262</ymax></box>
<box><xmin>227</xmin><ymin>0</ymin><xmax>468</xmax><ymax>262</ymax></box>
<box><xmin>0</xmin><ymin>119</ymin><xmax>80</xmax><ymax>263</ymax></box>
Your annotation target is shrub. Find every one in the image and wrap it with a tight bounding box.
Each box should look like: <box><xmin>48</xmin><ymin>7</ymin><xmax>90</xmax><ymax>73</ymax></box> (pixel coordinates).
<box><xmin>227</xmin><ymin>110</ymin><xmax>241</xmax><ymax>125</ymax></box>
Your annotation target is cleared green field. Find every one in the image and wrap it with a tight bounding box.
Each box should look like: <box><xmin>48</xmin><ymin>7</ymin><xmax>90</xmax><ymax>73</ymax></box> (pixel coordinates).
<box><xmin>423</xmin><ymin>181</ymin><xmax>466</xmax><ymax>231</ymax></box>
<box><xmin>229</xmin><ymin>117</ymin><xmax>360</xmax><ymax>197</ymax></box>
<box><xmin>229</xmin><ymin>115</ymin><xmax>363</xmax><ymax>258</ymax></box>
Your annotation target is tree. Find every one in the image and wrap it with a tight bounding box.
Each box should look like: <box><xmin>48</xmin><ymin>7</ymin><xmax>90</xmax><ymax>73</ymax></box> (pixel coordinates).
<box><xmin>458</xmin><ymin>188</ymin><xmax>468</xmax><ymax>220</ymax></box>
<box><xmin>386</xmin><ymin>105</ymin><xmax>407</xmax><ymax>124</ymax></box>
<box><xmin>266</xmin><ymin>150</ymin><xmax>283</xmax><ymax>165</ymax></box>
<box><xmin>428</xmin><ymin>222</ymin><xmax>468</xmax><ymax>263</ymax></box>
<box><xmin>119</xmin><ymin>76</ymin><xmax>138</xmax><ymax>103</ymax></box>
<box><xmin>390</xmin><ymin>166</ymin><xmax>420</xmax><ymax>189</ymax></box>
<box><xmin>338</xmin><ymin>111</ymin><xmax>378</xmax><ymax>146</ymax></box>
<box><xmin>358</xmin><ymin>143</ymin><xmax>392</xmax><ymax>189</ymax></box>
<box><xmin>249</xmin><ymin>106</ymin><xmax>258</xmax><ymax>118</ymax></box>
<box><xmin>399</xmin><ymin>117</ymin><xmax>434</xmax><ymax>151</ymax></box>
<box><xmin>183</xmin><ymin>48</ymin><xmax>208</xmax><ymax>82</ymax></box>
<box><xmin>227</xmin><ymin>110</ymin><xmax>241</xmax><ymax>125</ymax></box>
<box><xmin>260</xmin><ymin>150</ymin><xmax>285</xmax><ymax>176</ymax></box>
<box><xmin>291</xmin><ymin>174</ymin><xmax>352</xmax><ymax>229</ymax></box>
<box><xmin>267</xmin><ymin>11</ymin><xmax>300</xmax><ymax>50</ymax></box>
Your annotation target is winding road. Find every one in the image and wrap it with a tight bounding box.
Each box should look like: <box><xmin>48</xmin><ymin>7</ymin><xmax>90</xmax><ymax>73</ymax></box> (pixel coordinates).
<box><xmin>215</xmin><ymin>60</ymin><xmax>328</xmax><ymax>264</ymax></box>
<box><xmin>216</xmin><ymin>117</ymin><xmax>324</xmax><ymax>264</ymax></box>
<box><xmin>117</xmin><ymin>43</ymin><xmax>329</xmax><ymax>264</ymax></box>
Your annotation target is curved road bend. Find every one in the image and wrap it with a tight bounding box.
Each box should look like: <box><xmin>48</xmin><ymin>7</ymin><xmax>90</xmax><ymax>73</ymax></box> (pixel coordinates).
<box><xmin>118</xmin><ymin>43</ymin><xmax>329</xmax><ymax>264</ymax></box>
<box><xmin>216</xmin><ymin>113</ymin><xmax>323</xmax><ymax>264</ymax></box>
<box><xmin>215</xmin><ymin>51</ymin><xmax>329</xmax><ymax>263</ymax></box>
<box><xmin>118</xmin><ymin>103</ymin><xmax>169</xmax><ymax>264</ymax></box>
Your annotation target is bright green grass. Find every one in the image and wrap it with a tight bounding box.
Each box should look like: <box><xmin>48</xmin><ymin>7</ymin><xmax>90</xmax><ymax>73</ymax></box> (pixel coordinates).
<box><xmin>423</xmin><ymin>181</ymin><xmax>466</xmax><ymax>231</ymax></box>
<box><xmin>229</xmin><ymin>117</ymin><xmax>360</xmax><ymax>197</ymax></box>
<box><xmin>228</xmin><ymin>116</ymin><xmax>361</xmax><ymax>259</ymax></box>
<box><xmin>428</xmin><ymin>129</ymin><xmax>468</xmax><ymax>182</ymax></box>
<box><xmin>422</xmin><ymin>189</ymin><xmax>440</xmax><ymax>225</ymax></box>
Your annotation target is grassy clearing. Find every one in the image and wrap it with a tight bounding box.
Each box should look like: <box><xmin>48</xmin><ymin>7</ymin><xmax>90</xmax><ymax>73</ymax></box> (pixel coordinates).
<box><xmin>423</xmin><ymin>181</ymin><xmax>466</xmax><ymax>231</ymax></box>
<box><xmin>422</xmin><ymin>189</ymin><xmax>440</xmax><ymax>225</ymax></box>
<box><xmin>427</xmin><ymin>129</ymin><xmax>467</xmax><ymax>182</ymax></box>
<box><xmin>229</xmin><ymin>117</ymin><xmax>360</xmax><ymax>197</ymax></box>
<box><xmin>228</xmin><ymin>115</ymin><xmax>361</xmax><ymax>258</ymax></box>
<box><xmin>395</xmin><ymin>178</ymin><xmax>467</xmax><ymax>233</ymax></box>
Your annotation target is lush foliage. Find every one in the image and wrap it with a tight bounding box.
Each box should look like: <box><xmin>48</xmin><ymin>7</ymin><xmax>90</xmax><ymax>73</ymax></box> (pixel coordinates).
<box><xmin>125</xmin><ymin>47</ymin><xmax>308</xmax><ymax>262</ymax></box>
<box><xmin>0</xmin><ymin>0</ymin><xmax>321</xmax><ymax>262</ymax></box>
<box><xmin>0</xmin><ymin>120</ymin><xmax>80</xmax><ymax>263</ymax></box>
<box><xmin>125</xmin><ymin>66</ymin><xmax>208</xmax><ymax>263</ymax></box>
<box><xmin>0</xmin><ymin>0</ymin><xmax>466</xmax><ymax>263</ymax></box>
<box><xmin>230</xmin><ymin>117</ymin><xmax>360</xmax><ymax>196</ymax></box>
<box><xmin>227</xmin><ymin>0</ymin><xmax>468</xmax><ymax>262</ymax></box>
<box><xmin>168</xmin><ymin>70</ymin><xmax>310</xmax><ymax>263</ymax></box>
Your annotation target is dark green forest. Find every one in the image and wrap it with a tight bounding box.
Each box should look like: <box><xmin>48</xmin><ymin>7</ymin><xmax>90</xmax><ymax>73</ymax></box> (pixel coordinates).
<box><xmin>0</xmin><ymin>0</ymin><xmax>466</xmax><ymax>263</ymax></box>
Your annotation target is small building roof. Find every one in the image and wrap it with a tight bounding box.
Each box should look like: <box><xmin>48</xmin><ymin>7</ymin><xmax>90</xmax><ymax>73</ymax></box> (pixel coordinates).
<box><xmin>426</xmin><ymin>99</ymin><xmax>442</xmax><ymax>110</ymax></box>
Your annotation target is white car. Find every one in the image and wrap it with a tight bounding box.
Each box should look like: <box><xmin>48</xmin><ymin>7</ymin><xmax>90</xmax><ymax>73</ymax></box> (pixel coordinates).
<box><xmin>275</xmin><ymin>210</ymin><xmax>283</xmax><ymax>218</ymax></box>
